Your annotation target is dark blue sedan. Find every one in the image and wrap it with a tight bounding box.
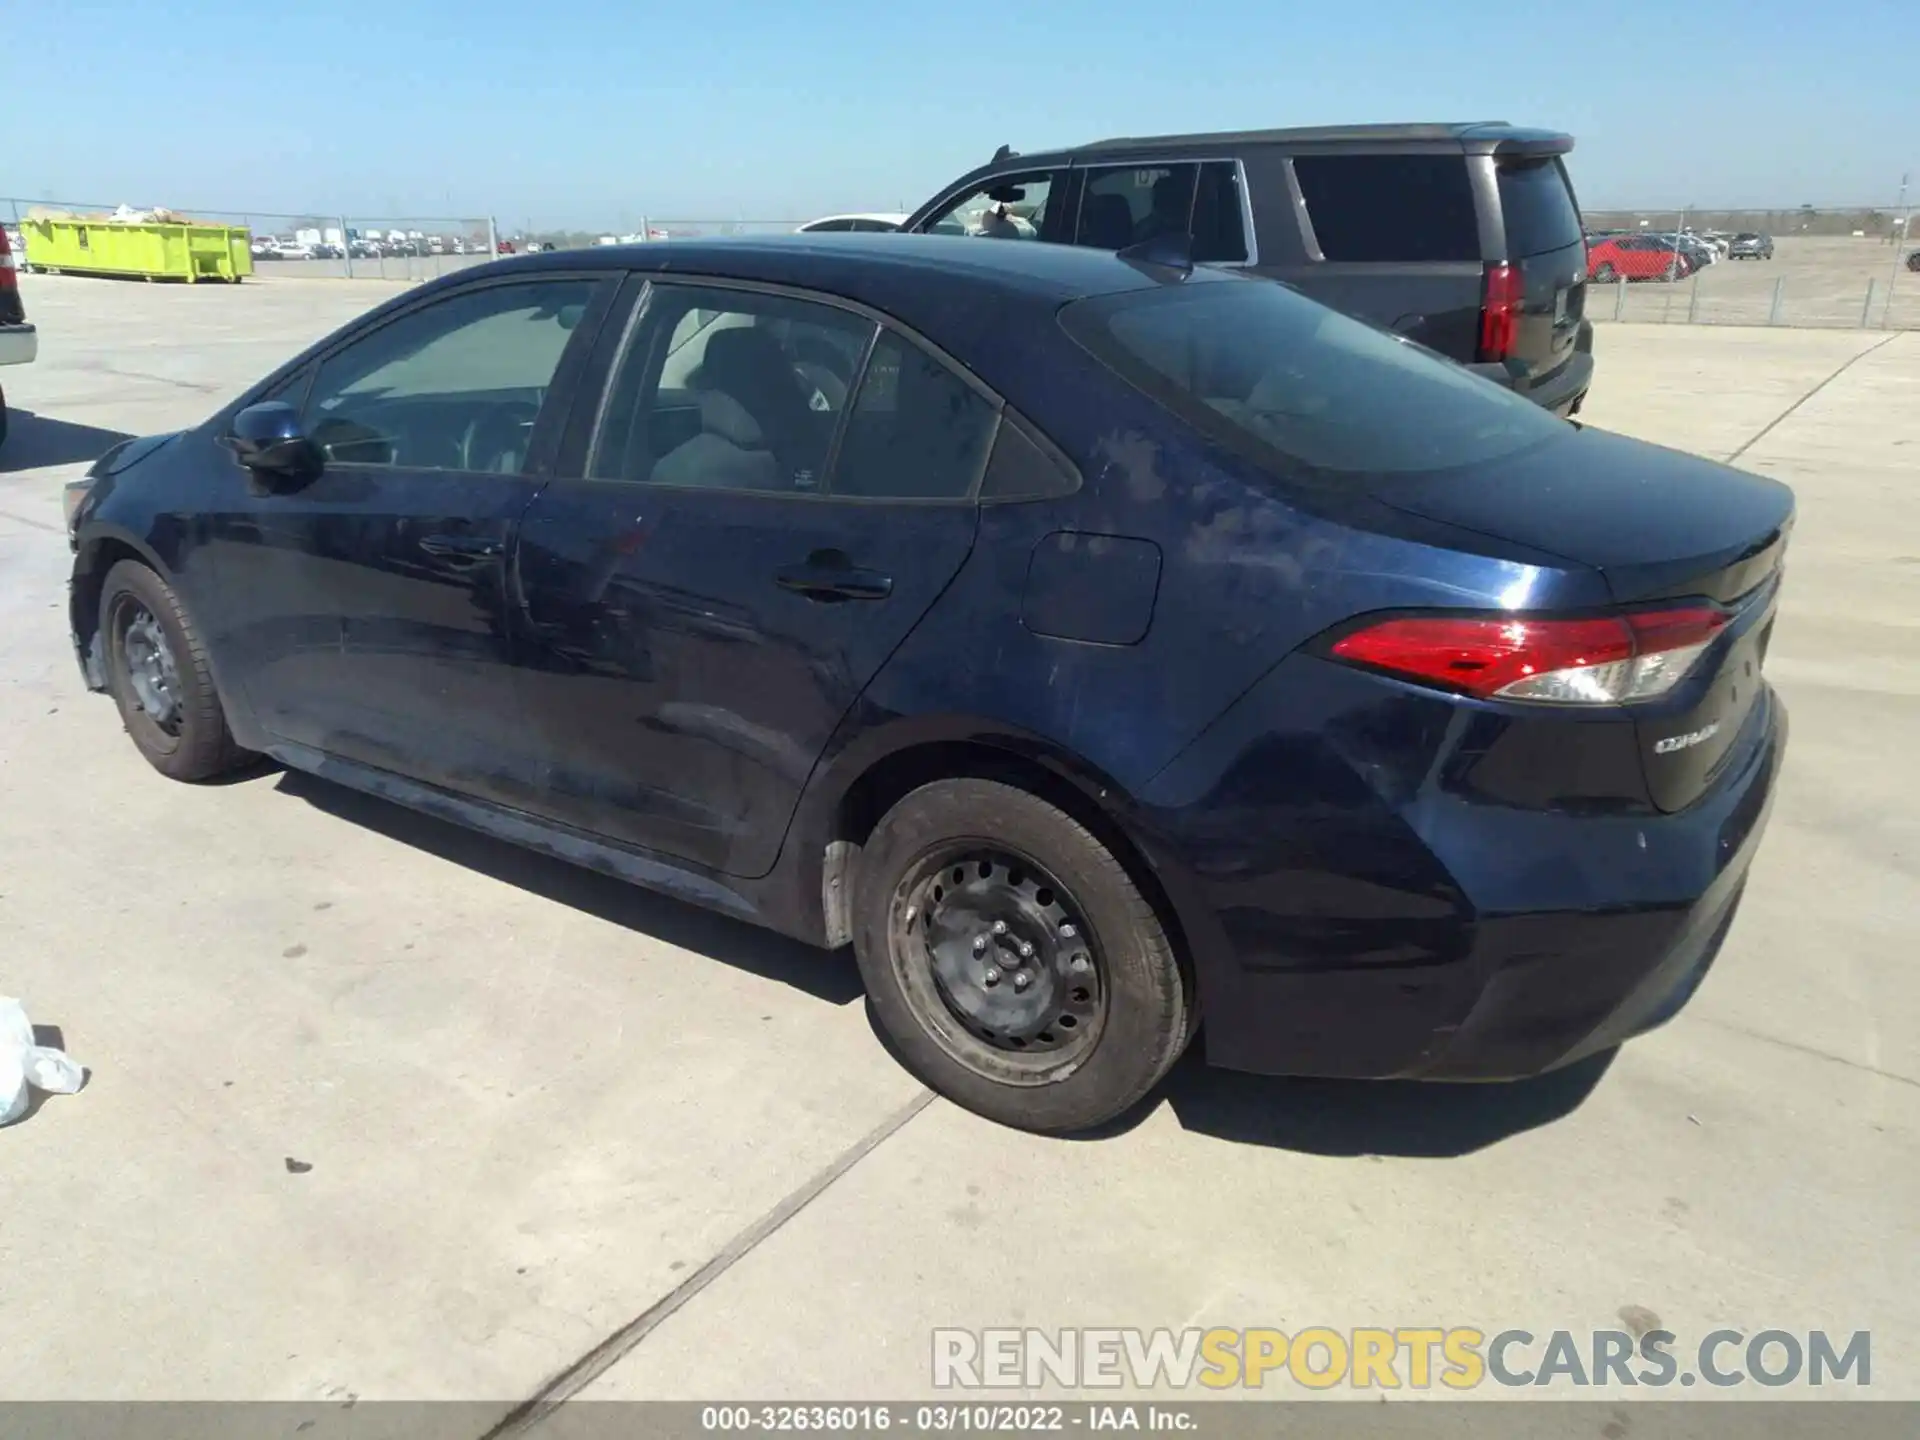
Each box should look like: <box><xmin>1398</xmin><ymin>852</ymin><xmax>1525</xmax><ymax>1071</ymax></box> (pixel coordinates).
<box><xmin>63</xmin><ymin>234</ymin><xmax>1791</xmax><ymax>1132</ymax></box>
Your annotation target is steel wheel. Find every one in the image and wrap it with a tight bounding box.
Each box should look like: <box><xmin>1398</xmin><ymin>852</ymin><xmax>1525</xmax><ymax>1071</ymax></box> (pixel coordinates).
<box><xmin>888</xmin><ymin>845</ymin><xmax>1108</xmax><ymax>1083</ymax></box>
<box><xmin>113</xmin><ymin>594</ymin><xmax>185</xmax><ymax>739</ymax></box>
<box><xmin>96</xmin><ymin>559</ymin><xmax>251</xmax><ymax>781</ymax></box>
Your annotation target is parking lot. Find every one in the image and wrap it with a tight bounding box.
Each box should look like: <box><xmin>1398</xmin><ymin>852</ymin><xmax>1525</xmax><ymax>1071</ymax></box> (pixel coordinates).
<box><xmin>1</xmin><ymin>275</ymin><xmax>1916</xmax><ymax>1408</ymax></box>
<box><xmin>1591</xmin><ymin>235</ymin><xmax>1920</xmax><ymax>328</ymax></box>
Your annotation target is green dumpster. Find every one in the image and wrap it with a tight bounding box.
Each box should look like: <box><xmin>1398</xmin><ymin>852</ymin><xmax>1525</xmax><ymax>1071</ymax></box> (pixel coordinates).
<box><xmin>21</xmin><ymin>217</ymin><xmax>253</xmax><ymax>283</ymax></box>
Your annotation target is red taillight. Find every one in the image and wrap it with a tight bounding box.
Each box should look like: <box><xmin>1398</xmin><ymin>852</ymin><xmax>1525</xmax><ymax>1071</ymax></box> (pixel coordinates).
<box><xmin>1477</xmin><ymin>261</ymin><xmax>1523</xmax><ymax>363</ymax></box>
<box><xmin>0</xmin><ymin>226</ymin><xmax>16</xmax><ymax>291</ymax></box>
<box><xmin>1331</xmin><ymin>606</ymin><xmax>1732</xmax><ymax>705</ymax></box>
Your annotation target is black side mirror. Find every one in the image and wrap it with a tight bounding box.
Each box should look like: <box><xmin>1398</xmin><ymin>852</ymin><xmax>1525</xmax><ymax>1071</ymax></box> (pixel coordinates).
<box><xmin>224</xmin><ymin>402</ymin><xmax>323</xmax><ymax>483</ymax></box>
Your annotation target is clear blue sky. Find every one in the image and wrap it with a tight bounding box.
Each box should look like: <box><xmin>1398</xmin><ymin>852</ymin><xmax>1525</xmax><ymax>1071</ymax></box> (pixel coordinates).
<box><xmin>13</xmin><ymin>0</ymin><xmax>1918</xmax><ymax>228</ymax></box>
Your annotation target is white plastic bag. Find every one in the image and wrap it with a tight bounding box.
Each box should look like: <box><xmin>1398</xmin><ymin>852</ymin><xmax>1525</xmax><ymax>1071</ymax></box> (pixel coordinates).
<box><xmin>0</xmin><ymin>997</ymin><xmax>85</xmax><ymax>1127</ymax></box>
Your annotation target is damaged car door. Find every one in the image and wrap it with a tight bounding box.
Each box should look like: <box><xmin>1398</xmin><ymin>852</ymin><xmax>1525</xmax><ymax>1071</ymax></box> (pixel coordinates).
<box><xmin>204</xmin><ymin>274</ymin><xmax>614</xmax><ymax>806</ymax></box>
<box><xmin>508</xmin><ymin>278</ymin><xmax>996</xmax><ymax>876</ymax></box>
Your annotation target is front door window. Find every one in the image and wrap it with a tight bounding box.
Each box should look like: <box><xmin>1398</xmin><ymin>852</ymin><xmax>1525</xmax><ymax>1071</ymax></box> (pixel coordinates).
<box><xmin>302</xmin><ymin>280</ymin><xmax>596</xmax><ymax>472</ymax></box>
<box><xmin>919</xmin><ymin>171</ymin><xmax>1058</xmax><ymax>240</ymax></box>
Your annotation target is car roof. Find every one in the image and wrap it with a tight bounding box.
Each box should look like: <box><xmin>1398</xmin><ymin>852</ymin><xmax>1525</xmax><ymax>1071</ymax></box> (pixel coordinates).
<box><xmin>498</xmin><ymin>231</ymin><xmax>1185</xmax><ymax>311</ymax></box>
<box><xmin>976</xmin><ymin>121</ymin><xmax>1573</xmax><ymax>167</ymax></box>
<box><xmin>461</xmin><ymin>234</ymin><xmax>1231</xmax><ymax>402</ymax></box>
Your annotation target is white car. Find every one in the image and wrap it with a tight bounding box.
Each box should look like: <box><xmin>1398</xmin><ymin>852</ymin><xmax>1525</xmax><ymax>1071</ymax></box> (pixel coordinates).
<box><xmin>796</xmin><ymin>212</ymin><xmax>910</xmax><ymax>233</ymax></box>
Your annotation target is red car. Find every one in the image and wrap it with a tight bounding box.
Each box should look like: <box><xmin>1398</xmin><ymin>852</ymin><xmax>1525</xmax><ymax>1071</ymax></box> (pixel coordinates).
<box><xmin>1588</xmin><ymin>235</ymin><xmax>1689</xmax><ymax>283</ymax></box>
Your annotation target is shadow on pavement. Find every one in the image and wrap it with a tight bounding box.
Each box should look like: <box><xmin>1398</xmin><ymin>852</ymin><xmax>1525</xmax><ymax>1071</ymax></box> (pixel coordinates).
<box><xmin>274</xmin><ymin>768</ymin><xmax>864</xmax><ymax>1006</ymax></box>
<box><xmin>1125</xmin><ymin>1045</ymin><xmax>1617</xmax><ymax>1156</ymax></box>
<box><xmin>0</xmin><ymin>410</ymin><xmax>133</xmax><ymax>473</ymax></box>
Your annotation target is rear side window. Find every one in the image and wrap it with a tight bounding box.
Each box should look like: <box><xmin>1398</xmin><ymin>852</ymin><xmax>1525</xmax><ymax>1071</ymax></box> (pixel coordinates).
<box><xmin>1071</xmin><ymin>161</ymin><xmax>1248</xmax><ymax>263</ymax></box>
<box><xmin>1292</xmin><ymin>154</ymin><xmax>1480</xmax><ymax>263</ymax></box>
<box><xmin>1191</xmin><ymin>162</ymin><xmax>1249</xmax><ymax>263</ymax></box>
<box><xmin>1497</xmin><ymin>159</ymin><xmax>1584</xmax><ymax>258</ymax></box>
<box><xmin>978</xmin><ymin>413</ymin><xmax>1080</xmax><ymax>501</ymax></box>
<box><xmin>830</xmin><ymin>333</ymin><xmax>998</xmax><ymax>500</ymax></box>
<box><xmin>1060</xmin><ymin>278</ymin><xmax>1566</xmax><ymax>479</ymax></box>
<box><xmin>1076</xmin><ymin>165</ymin><xmax>1196</xmax><ymax>249</ymax></box>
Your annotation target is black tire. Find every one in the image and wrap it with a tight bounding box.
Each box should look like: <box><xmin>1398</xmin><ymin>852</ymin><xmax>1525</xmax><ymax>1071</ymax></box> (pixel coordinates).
<box><xmin>852</xmin><ymin>778</ymin><xmax>1192</xmax><ymax>1134</ymax></box>
<box><xmin>1593</xmin><ymin>263</ymin><xmax>1617</xmax><ymax>283</ymax></box>
<box><xmin>100</xmin><ymin>559</ymin><xmax>250</xmax><ymax>781</ymax></box>
<box><xmin>0</xmin><ymin>385</ymin><xmax>8</xmax><ymax>449</ymax></box>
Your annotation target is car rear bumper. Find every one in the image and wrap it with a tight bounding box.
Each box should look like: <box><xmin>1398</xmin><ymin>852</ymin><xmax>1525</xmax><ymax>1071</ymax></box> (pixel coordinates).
<box><xmin>1467</xmin><ymin>321</ymin><xmax>1592</xmax><ymax>417</ymax></box>
<box><xmin>1148</xmin><ymin>671</ymin><xmax>1786</xmax><ymax>1083</ymax></box>
<box><xmin>0</xmin><ymin>323</ymin><xmax>37</xmax><ymax>368</ymax></box>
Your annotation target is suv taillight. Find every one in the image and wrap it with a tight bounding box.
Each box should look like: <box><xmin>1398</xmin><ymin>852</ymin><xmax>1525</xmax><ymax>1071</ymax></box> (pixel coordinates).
<box><xmin>0</xmin><ymin>226</ymin><xmax>17</xmax><ymax>292</ymax></box>
<box><xmin>1477</xmin><ymin>260</ymin><xmax>1522</xmax><ymax>363</ymax></box>
<box><xmin>1331</xmin><ymin>607</ymin><xmax>1732</xmax><ymax>705</ymax></box>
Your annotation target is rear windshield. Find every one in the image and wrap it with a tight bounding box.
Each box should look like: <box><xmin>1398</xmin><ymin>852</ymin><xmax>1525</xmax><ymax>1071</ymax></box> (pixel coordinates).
<box><xmin>1497</xmin><ymin>159</ymin><xmax>1584</xmax><ymax>258</ymax></box>
<box><xmin>1060</xmin><ymin>278</ymin><xmax>1566</xmax><ymax>479</ymax></box>
<box><xmin>1291</xmin><ymin>154</ymin><xmax>1480</xmax><ymax>263</ymax></box>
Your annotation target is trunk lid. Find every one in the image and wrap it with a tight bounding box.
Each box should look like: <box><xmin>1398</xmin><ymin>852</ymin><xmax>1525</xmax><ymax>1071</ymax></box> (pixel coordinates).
<box><xmin>1370</xmin><ymin>427</ymin><xmax>1794</xmax><ymax>811</ymax></box>
<box><xmin>1371</xmin><ymin>427</ymin><xmax>1793</xmax><ymax>603</ymax></box>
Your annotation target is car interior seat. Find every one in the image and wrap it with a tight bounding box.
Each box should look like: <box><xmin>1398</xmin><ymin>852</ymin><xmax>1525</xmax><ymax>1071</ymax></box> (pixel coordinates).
<box><xmin>650</xmin><ymin>324</ymin><xmax>826</xmax><ymax>490</ymax></box>
<box><xmin>1079</xmin><ymin>193</ymin><xmax>1137</xmax><ymax>250</ymax></box>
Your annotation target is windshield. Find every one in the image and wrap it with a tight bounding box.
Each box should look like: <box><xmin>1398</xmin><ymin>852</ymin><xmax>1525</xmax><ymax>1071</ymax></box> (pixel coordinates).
<box><xmin>1060</xmin><ymin>277</ymin><xmax>1568</xmax><ymax>480</ymax></box>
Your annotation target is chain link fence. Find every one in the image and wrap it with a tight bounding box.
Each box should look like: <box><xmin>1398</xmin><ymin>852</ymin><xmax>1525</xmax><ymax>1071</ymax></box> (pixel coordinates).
<box><xmin>10</xmin><ymin>188</ymin><xmax>1915</xmax><ymax>329</ymax></box>
<box><xmin>1581</xmin><ymin>204</ymin><xmax>1918</xmax><ymax>329</ymax></box>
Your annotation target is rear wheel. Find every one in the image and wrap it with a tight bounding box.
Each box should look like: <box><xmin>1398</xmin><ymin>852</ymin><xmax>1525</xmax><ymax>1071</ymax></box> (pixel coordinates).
<box><xmin>100</xmin><ymin>560</ymin><xmax>251</xmax><ymax>781</ymax></box>
<box><xmin>852</xmin><ymin>778</ymin><xmax>1192</xmax><ymax>1133</ymax></box>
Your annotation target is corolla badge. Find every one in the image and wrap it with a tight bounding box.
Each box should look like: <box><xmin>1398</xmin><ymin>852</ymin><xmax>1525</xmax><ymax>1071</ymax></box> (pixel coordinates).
<box><xmin>1654</xmin><ymin>721</ymin><xmax>1721</xmax><ymax>755</ymax></box>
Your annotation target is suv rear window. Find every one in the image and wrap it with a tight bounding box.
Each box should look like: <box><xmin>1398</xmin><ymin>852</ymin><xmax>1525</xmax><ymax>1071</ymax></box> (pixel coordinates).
<box><xmin>1496</xmin><ymin>159</ymin><xmax>1583</xmax><ymax>258</ymax></box>
<box><xmin>1292</xmin><ymin>154</ymin><xmax>1480</xmax><ymax>263</ymax></box>
<box><xmin>1060</xmin><ymin>277</ymin><xmax>1565</xmax><ymax>479</ymax></box>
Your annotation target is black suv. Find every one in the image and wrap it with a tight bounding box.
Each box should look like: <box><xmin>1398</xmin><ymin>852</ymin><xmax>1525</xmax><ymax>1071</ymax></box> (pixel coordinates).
<box><xmin>902</xmin><ymin>122</ymin><xmax>1594</xmax><ymax>416</ymax></box>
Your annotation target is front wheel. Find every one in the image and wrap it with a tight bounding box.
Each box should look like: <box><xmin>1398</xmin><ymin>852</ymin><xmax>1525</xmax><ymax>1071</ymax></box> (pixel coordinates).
<box><xmin>1593</xmin><ymin>263</ymin><xmax>1617</xmax><ymax>283</ymax></box>
<box><xmin>100</xmin><ymin>560</ymin><xmax>251</xmax><ymax>781</ymax></box>
<box><xmin>852</xmin><ymin>778</ymin><xmax>1193</xmax><ymax>1133</ymax></box>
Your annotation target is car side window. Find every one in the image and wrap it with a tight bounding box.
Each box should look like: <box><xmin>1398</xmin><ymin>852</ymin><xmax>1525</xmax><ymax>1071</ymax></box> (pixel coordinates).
<box><xmin>1075</xmin><ymin>164</ymin><xmax>1198</xmax><ymax>249</ymax></box>
<box><xmin>918</xmin><ymin>170</ymin><xmax>1058</xmax><ymax>239</ymax></box>
<box><xmin>978</xmin><ymin>411</ymin><xmax>1081</xmax><ymax>502</ymax></box>
<box><xmin>1291</xmin><ymin>155</ymin><xmax>1481</xmax><ymax>264</ymax></box>
<box><xmin>590</xmin><ymin>284</ymin><xmax>877</xmax><ymax>494</ymax></box>
<box><xmin>302</xmin><ymin>280</ymin><xmax>596</xmax><ymax>473</ymax></box>
<box><xmin>1190</xmin><ymin>161</ymin><xmax>1250</xmax><ymax>263</ymax></box>
<box><xmin>829</xmin><ymin>332</ymin><xmax>998</xmax><ymax>501</ymax></box>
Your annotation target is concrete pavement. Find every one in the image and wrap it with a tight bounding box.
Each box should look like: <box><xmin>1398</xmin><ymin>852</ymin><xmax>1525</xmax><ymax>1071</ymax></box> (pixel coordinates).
<box><xmin>0</xmin><ymin>276</ymin><xmax>1914</xmax><ymax>1411</ymax></box>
